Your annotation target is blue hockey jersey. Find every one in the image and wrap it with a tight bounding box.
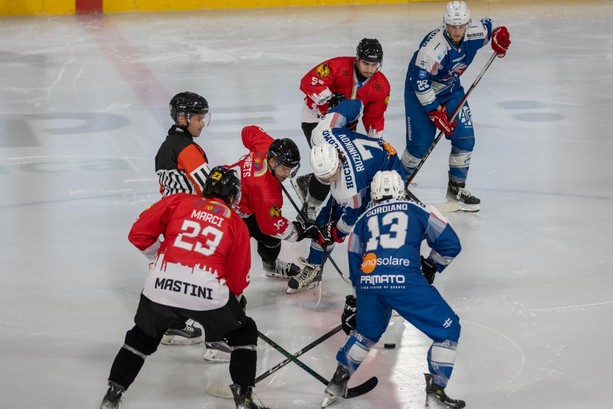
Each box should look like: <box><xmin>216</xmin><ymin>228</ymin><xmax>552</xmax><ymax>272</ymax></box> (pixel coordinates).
<box><xmin>311</xmin><ymin>100</ymin><xmax>406</xmax><ymax>235</ymax></box>
<box><xmin>347</xmin><ymin>198</ymin><xmax>461</xmax><ymax>294</ymax></box>
<box><xmin>405</xmin><ymin>19</ymin><xmax>493</xmax><ymax>112</ymax></box>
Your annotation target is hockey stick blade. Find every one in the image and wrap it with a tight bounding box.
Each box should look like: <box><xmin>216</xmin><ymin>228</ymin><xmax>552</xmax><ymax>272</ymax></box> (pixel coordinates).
<box><xmin>344</xmin><ymin>376</ymin><xmax>378</xmax><ymax>399</ymax></box>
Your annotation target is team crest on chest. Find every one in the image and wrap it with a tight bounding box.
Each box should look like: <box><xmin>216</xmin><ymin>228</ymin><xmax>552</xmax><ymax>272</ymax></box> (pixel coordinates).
<box><xmin>268</xmin><ymin>206</ymin><xmax>282</xmax><ymax>218</ymax></box>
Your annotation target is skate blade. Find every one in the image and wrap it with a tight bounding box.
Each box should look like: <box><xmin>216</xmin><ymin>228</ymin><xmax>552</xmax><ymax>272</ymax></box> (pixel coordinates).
<box><xmin>286</xmin><ymin>281</ymin><xmax>321</xmax><ymax>294</ymax></box>
<box><xmin>203</xmin><ymin>350</ymin><xmax>231</xmax><ymax>363</ymax></box>
<box><xmin>321</xmin><ymin>393</ymin><xmax>340</xmax><ymax>408</ymax></box>
<box><xmin>432</xmin><ymin>201</ymin><xmax>461</xmax><ymax>213</ymax></box>
<box><xmin>457</xmin><ymin>203</ymin><xmax>480</xmax><ymax>212</ymax></box>
<box><xmin>161</xmin><ymin>335</ymin><xmax>203</xmax><ymax>345</ymax></box>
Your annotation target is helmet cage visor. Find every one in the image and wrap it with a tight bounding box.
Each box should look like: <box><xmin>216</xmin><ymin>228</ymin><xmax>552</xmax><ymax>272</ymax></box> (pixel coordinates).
<box><xmin>186</xmin><ymin>111</ymin><xmax>211</xmax><ymax>128</ymax></box>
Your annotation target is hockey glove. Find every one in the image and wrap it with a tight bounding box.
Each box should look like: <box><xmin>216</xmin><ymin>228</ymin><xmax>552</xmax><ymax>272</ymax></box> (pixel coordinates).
<box><xmin>421</xmin><ymin>256</ymin><xmax>437</xmax><ymax>285</ymax></box>
<box><xmin>491</xmin><ymin>26</ymin><xmax>511</xmax><ymax>57</ymax></box>
<box><xmin>428</xmin><ymin>106</ymin><xmax>457</xmax><ymax>137</ymax></box>
<box><xmin>341</xmin><ymin>295</ymin><xmax>357</xmax><ymax>335</ymax></box>
<box><xmin>292</xmin><ymin>220</ymin><xmax>321</xmax><ymax>242</ymax></box>
<box><xmin>347</xmin><ymin>118</ymin><xmax>359</xmax><ymax>132</ymax></box>
<box><xmin>327</xmin><ymin>92</ymin><xmax>346</xmax><ymax>109</ymax></box>
<box><xmin>317</xmin><ymin>221</ymin><xmax>345</xmax><ymax>246</ymax></box>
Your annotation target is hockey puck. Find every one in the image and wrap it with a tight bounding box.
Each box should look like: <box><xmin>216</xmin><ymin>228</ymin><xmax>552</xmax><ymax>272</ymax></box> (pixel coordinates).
<box><xmin>384</xmin><ymin>343</ymin><xmax>396</xmax><ymax>349</ymax></box>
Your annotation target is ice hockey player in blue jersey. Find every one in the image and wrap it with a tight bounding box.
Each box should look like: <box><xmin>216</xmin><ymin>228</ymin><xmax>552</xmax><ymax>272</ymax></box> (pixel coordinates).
<box><xmin>402</xmin><ymin>1</ymin><xmax>511</xmax><ymax>212</ymax></box>
<box><xmin>287</xmin><ymin>99</ymin><xmax>406</xmax><ymax>294</ymax></box>
<box><xmin>320</xmin><ymin>170</ymin><xmax>465</xmax><ymax>408</ymax></box>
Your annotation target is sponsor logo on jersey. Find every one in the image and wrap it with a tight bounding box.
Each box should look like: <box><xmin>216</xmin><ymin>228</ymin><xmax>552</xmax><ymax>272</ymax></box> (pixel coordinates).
<box><xmin>316</xmin><ymin>63</ymin><xmax>330</xmax><ymax>77</ymax></box>
<box><xmin>361</xmin><ymin>253</ymin><xmax>377</xmax><ymax>274</ymax></box>
<box><xmin>268</xmin><ymin>206</ymin><xmax>282</xmax><ymax>218</ymax></box>
<box><xmin>360</xmin><ymin>252</ymin><xmax>411</xmax><ymax>274</ymax></box>
<box><xmin>360</xmin><ymin>274</ymin><xmax>406</xmax><ymax>285</ymax></box>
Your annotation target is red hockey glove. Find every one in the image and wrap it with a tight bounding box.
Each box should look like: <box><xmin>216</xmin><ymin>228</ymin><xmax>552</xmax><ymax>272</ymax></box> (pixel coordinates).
<box><xmin>491</xmin><ymin>26</ymin><xmax>511</xmax><ymax>57</ymax></box>
<box><xmin>317</xmin><ymin>221</ymin><xmax>345</xmax><ymax>246</ymax></box>
<box><xmin>428</xmin><ymin>106</ymin><xmax>456</xmax><ymax>137</ymax></box>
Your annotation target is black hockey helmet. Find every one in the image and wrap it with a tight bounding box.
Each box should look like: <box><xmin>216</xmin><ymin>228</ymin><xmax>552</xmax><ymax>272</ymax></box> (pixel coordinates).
<box><xmin>169</xmin><ymin>91</ymin><xmax>209</xmax><ymax>123</ymax></box>
<box><xmin>268</xmin><ymin>138</ymin><xmax>301</xmax><ymax>169</ymax></box>
<box><xmin>202</xmin><ymin>166</ymin><xmax>241</xmax><ymax>205</ymax></box>
<box><xmin>356</xmin><ymin>38</ymin><xmax>383</xmax><ymax>63</ymax></box>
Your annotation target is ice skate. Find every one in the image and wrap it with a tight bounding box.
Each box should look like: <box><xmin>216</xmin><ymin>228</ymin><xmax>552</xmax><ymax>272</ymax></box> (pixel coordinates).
<box><xmin>203</xmin><ymin>340</ymin><xmax>232</xmax><ymax>363</ymax></box>
<box><xmin>100</xmin><ymin>381</ymin><xmax>125</xmax><ymax>409</ymax></box>
<box><xmin>287</xmin><ymin>262</ymin><xmax>322</xmax><ymax>294</ymax></box>
<box><xmin>300</xmin><ymin>200</ymin><xmax>319</xmax><ymax>224</ymax></box>
<box><xmin>291</xmin><ymin>174</ymin><xmax>321</xmax><ymax>223</ymax></box>
<box><xmin>424</xmin><ymin>373</ymin><xmax>465</xmax><ymax>408</ymax></box>
<box><xmin>446</xmin><ymin>179</ymin><xmax>480</xmax><ymax>212</ymax></box>
<box><xmin>291</xmin><ymin>173</ymin><xmax>311</xmax><ymax>204</ymax></box>
<box><xmin>229</xmin><ymin>384</ymin><xmax>270</xmax><ymax>409</ymax></box>
<box><xmin>161</xmin><ymin>321</ymin><xmax>203</xmax><ymax>345</ymax></box>
<box><xmin>263</xmin><ymin>259</ymin><xmax>301</xmax><ymax>279</ymax></box>
<box><xmin>321</xmin><ymin>365</ymin><xmax>350</xmax><ymax>408</ymax></box>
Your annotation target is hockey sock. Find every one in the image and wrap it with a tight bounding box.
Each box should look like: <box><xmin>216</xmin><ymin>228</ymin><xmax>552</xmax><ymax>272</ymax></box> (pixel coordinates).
<box><xmin>108</xmin><ymin>345</ymin><xmax>146</xmax><ymax>390</ymax></box>
<box><xmin>229</xmin><ymin>348</ymin><xmax>257</xmax><ymax>386</ymax></box>
<box><xmin>427</xmin><ymin>340</ymin><xmax>458</xmax><ymax>388</ymax></box>
<box><xmin>336</xmin><ymin>330</ymin><xmax>376</xmax><ymax>374</ymax></box>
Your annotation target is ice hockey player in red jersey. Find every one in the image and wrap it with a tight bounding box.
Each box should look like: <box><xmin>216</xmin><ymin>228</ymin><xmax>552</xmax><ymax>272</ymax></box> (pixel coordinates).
<box><xmin>232</xmin><ymin>125</ymin><xmax>320</xmax><ymax>279</ymax></box>
<box><xmin>294</xmin><ymin>38</ymin><xmax>391</xmax><ymax>222</ymax></box>
<box><xmin>99</xmin><ymin>166</ymin><xmax>270</xmax><ymax>409</ymax></box>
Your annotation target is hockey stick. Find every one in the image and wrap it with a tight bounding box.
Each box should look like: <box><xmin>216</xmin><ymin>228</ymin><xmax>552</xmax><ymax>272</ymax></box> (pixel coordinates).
<box><xmin>406</xmin><ymin>52</ymin><xmax>498</xmax><ymax>186</ymax></box>
<box><xmin>205</xmin><ymin>325</ymin><xmax>344</xmax><ymax>399</ymax></box>
<box><xmin>280</xmin><ymin>183</ymin><xmax>352</xmax><ymax>286</ymax></box>
<box><xmin>255</xmin><ymin>324</ymin><xmax>343</xmax><ymax>383</ymax></box>
<box><xmin>350</xmin><ymin>81</ymin><xmax>358</xmax><ymax>99</ymax></box>
<box><xmin>258</xmin><ymin>330</ymin><xmax>378</xmax><ymax>399</ymax></box>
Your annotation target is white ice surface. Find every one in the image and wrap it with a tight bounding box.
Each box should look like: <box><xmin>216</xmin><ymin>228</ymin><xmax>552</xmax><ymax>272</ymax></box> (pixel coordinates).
<box><xmin>1</xmin><ymin>1</ymin><xmax>613</xmax><ymax>408</ymax></box>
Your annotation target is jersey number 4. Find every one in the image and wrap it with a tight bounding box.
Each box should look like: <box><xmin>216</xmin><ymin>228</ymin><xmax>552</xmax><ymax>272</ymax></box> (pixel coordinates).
<box><xmin>174</xmin><ymin>220</ymin><xmax>223</xmax><ymax>256</ymax></box>
<box><xmin>365</xmin><ymin>211</ymin><xmax>408</xmax><ymax>251</ymax></box>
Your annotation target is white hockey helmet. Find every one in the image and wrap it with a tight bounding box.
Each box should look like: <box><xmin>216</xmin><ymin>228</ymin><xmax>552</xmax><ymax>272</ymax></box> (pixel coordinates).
<box><xmin>443</xmin><ymin>1</ymin><xmax>471</xmax><ymax>26</ymax></box>
<box><xmin>310</xmin><ymin>144</ymin><xmax>340</xmax><ymax>184</ymax></box>
<box><xmin>370</xmin><ymin>170</ymin><xmax>406</xmax><ymax>202</ymax></box>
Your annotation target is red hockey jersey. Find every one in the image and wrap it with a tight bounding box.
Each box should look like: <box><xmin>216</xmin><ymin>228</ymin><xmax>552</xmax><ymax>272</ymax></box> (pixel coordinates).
<box><xmin>300</xmin><ymin>56</ymin><xmax>390</xmax><ymax>138</ymax></box>
<box><xmin>232</xmin><ymin>126</ymin><xmax>293</xmax><ymax>240</ymax></box>
<box><xmin>129</xmin><ymin>193</ymin><xmax>251</xmax><ymax>310</ymax></box>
